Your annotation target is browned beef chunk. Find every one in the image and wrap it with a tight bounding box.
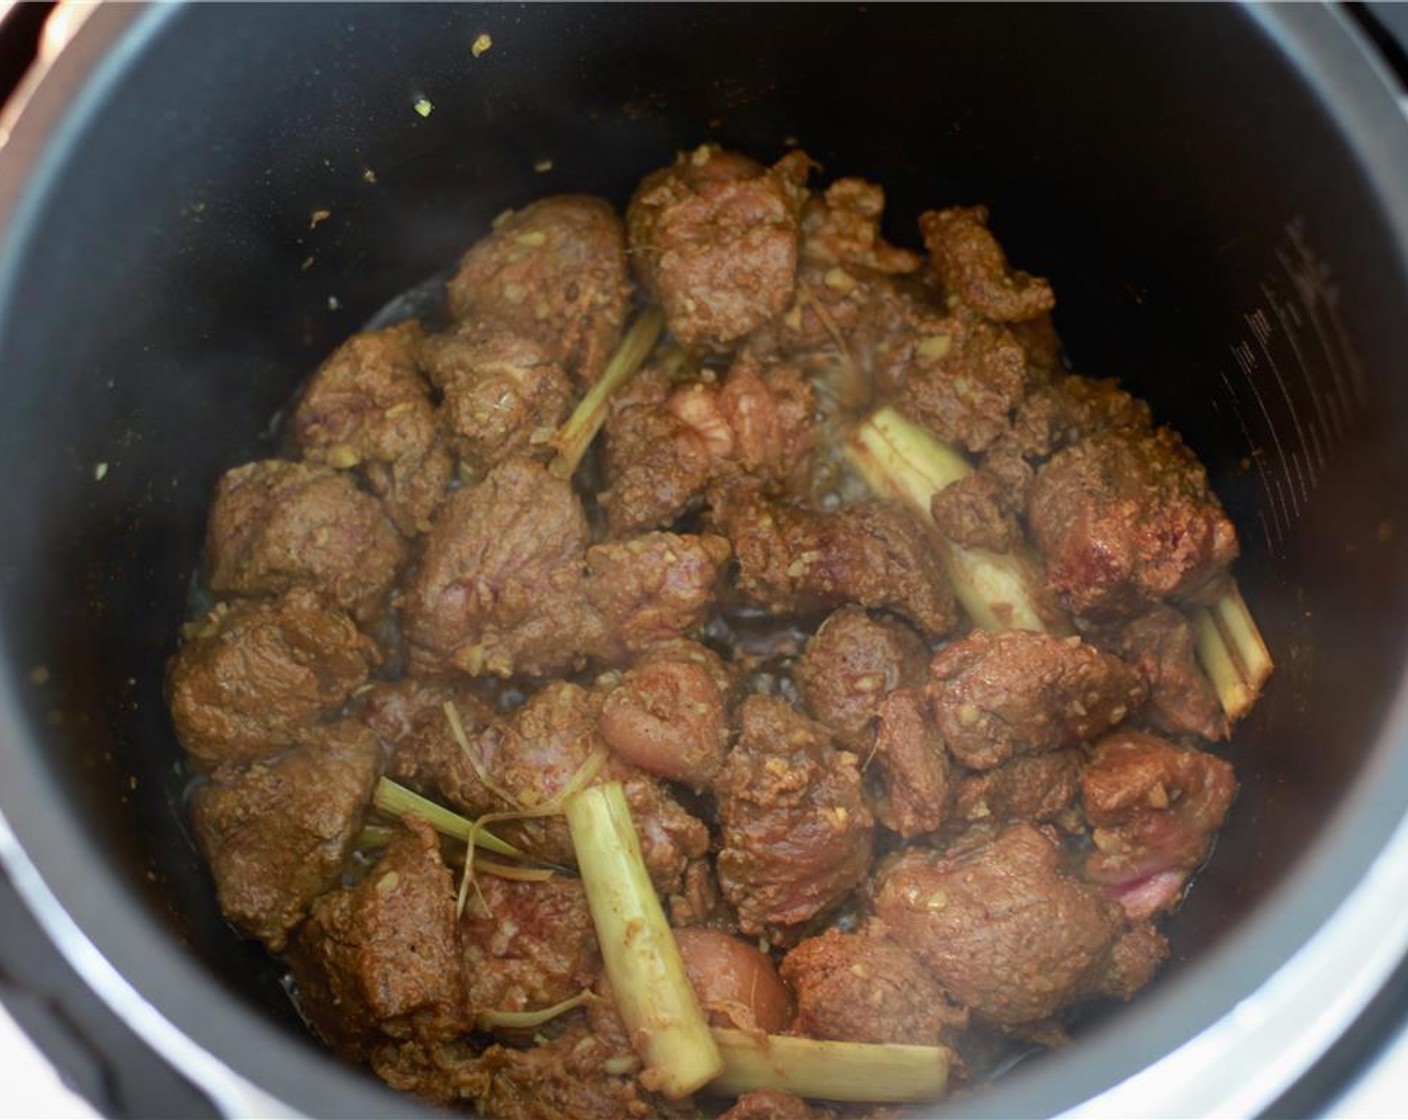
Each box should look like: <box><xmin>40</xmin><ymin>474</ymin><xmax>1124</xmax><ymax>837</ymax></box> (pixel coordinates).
<box><xmin>920</xmin><ymin>206</ymin><xmax>1055</xmax><ymax>324</ymax></box>
<box><xmin>600</xmin><ymin>347</ymin><xmax>817</xmax><ymax>536</ymax></box>
<box><xmin>716</xmin><ymin>696</ymin><xmax>874</xmax><ymax>944</ymax></box>
<box><xmin>871</xmin><ymin>688</ymin><xmax>954</xmax><ymax>838</ymax></box>
<box><xmin>373</xmin><ymin>1027</ymin><xmax>661</xmax><ymax>1117</ymax></box>
<box><xmin>1082</xmin><ymin>729</ymin><xmax>1237</xmax><ymax>919</ymax></box>
<box><xmin>929</xmin><ymin>470</ymin><xmax>1019</xmax><ymax>553</ymax></box>
<box><xmin>714</xmin><ymin>484</ymin><xmax>956</xmax><ymax>638</ymax></box>
<box><xmin>460</xmin><ymin>874</ymin><xmax>599</xmax><ymax>1025</ymax></box>
<box><xmin>418</xmin><ymin>320</ymin><xmax>573</xmax><ymax>477</ymax></box>
<box><xmin>598</xmin><ymin>652</ymin><xmax>728</xmax><ymax>788</ymax></box>
<box><xmin>370</xmin><ymin>677</ymin><xmax>510</xmax><ymax>823</ymax></box>
<box><xmin>667</xmin><ymin>856</ymin><xmax>734</xmax><ymax>931</ymax></box>
<box><xmin>402</xmin><ymin>458</ymin><xmax>598</xmax><ymax>679</ymax></box>
<box><xmin>600</xmin><ymin>368</ymin><xmax>722</xmax><ymax>535</ymax></box>
<box><xmin>446</xmin><ymin>195</ymin><xmax>630</xmax><ymax>386</ymax></box>
<box><xmin>673</xmin><ymin>927</ymin><xmax>794</xmax><ymax>1032</ymax></box>
<box><xmin>190</xmin><ymin>720</ymin><xmax>380</xmax><ymax>950</ymax></box>
<box><xmin>205</xmin><ymin>460</ymin><xmax>406</xmax><ymax>622</ymax></box>
<box><xmin>583</xmin><ymin>532</ymin><xmax>731</xmax><ymax>662</ymax></box>
<box><xmin>952</xmin><ymin>749</ymin><xmax>1083</xmax><ymax>831</ymax></box>
<box><xmin>793</xmin><ymin>607</ymin><xmax>929</xmax><ymax>748</ymax></box>
<box><xmin>927</xmin><ymin>631</ymin><xmax>1147</xmax><ymax>770</ymax></box>
<box><xmin>757</xmin><ymin>178</ymin><xmax>919</xmax><ymax>380</ymax></box>
<box><xmin>715</xmin><ymin>348</ymin><xmax>818</xmax><ymax>486</ymax></box>
<box><xmin>854</xmin><ymin>281</ymin><xmax>1032</xmax><ymax>454</ymax></box>
<box><xmin>720</xmin><ymin>1091</ymin><xmax>831</xmax><ymax>1120</ymax></box>
<box><xmin>1090</xmin><ymin>605</ymin><xmax>1229</xmax><ymax>742</ymax></box>
<box><xmin>873</xmin><ymin>823</ymin><xmax>1141</xmax><ymax>1027</ymax></box>
<box><xmin>628</xmin><ymin>145</ymin><xmax>810</xmax><ymax>349</ymax></box>
<box><xmin>169</xmin><ymin>589</ymin><xmax>379</xmax><ymax>767</ymax></box>
<box><xmin>781</xmin><ymin>927</ymin><xmax>964</xmax><ymax>1046</ymax></box>
<box><xmin>288</xmin><ymin>818</ymin><xmax>465</xmax><ymax>1060</ymax></box>
<box><xmin>982</xmin><ymin>376</ymin><xmax>1152</xmax><ymax>507</ymax></box>
<box><xmin>1105</xmin><ymin>921</ymin><xmax>1172</xmax><ymax>999</ymax></box>
<box><xmin>801</xmin><ymin>179</ymin><xmax>923</xmax><ymax>276</ymax></box>
<box><xmin>291</xmin><ymin>321</ymin><xmax>452</xmax><ymax>536</ymax></box>
<box><xmin>1029</xmin><ymin>427</ymin><xmax>1240</xmax><ymax>620</ymax></box>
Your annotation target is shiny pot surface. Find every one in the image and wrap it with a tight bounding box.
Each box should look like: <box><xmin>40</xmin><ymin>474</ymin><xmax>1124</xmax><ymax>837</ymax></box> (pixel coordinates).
<box><xmin>1</xmin><ymin>4</ymin><xmax>1407</xmax><ymax>1116</ymax></box>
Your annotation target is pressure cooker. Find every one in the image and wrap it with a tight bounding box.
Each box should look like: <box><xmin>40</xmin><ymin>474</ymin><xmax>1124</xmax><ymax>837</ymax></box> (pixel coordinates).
<box><xmin>2</xmin><ymin>3</ymin><xmax>1408</xmax><ymax>1116</ymax></box>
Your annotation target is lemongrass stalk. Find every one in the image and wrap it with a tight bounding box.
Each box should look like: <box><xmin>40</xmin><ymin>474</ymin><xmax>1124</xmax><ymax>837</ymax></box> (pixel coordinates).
<box><xmin>371</xmin><ymin>778</ymin><xmax>522</xmax><ymax>858</ymax></box>
<box><xmin>1214</xmin><ymin>583</ymin><xmax>1273</xmax><ymax>695</ymax></box>
<box><xmin>477</xmin><ymin>988</ymin><xmax>595</xmax><ymax>1031</ymax></box>
<box><xmin>565</xmin><ymin>782</ymin><xmax>722</xmax><ymax>1098</ymax></box>
<box><xmin>550</xmin><ymin>305</ymin><xmax>666</xmax><ymax>479</ymax></box>
<box><xmin>1192</xmin><ymin>608</ymin><xmax>1255</xmax><ymax>721</ymax></box>
<box><xmin>354</xmin><ymin>823</ymin><xmax>396</xmax><ymax>851</ymax></box>
<box><xmin>1194</xmin><ymin>584</ymin><xmax>1272</xmax><ymax>722</ymax></box>
<box><xmin>846</xmin><ymin>406</ymin><xmax>1054</xmax><ymax>633</ymax></box>
<box><xmin>709</xmin><ymin>1029</ymin><xmax>950</xmax><ymax>1103</ymax></box>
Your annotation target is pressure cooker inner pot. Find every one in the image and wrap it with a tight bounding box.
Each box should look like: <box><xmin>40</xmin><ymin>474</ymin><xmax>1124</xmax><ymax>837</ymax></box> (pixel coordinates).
<box><xmin>0</xmin><ymin>3</ymin><xmax>1406</xmax><ymax>1114</ymax></box>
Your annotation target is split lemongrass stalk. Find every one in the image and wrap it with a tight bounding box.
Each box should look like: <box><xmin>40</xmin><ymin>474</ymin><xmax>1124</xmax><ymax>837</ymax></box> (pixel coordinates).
<box><xmin>550</xmin><ymin>304</ymin><xmax>667</xmax><ymax>479</ymax></box>
<box><xmin>565</xmin><ymin>782</ymin><xmax>722</xmax><ymax>1098</ymax></box>
<box><xmin>1193</xmin><ymin>584</ymin><xmax>1273</xmax><ymax>721</ymax></box>
<box><xmin>709</xmin><ymin>1029</ymin><xmax>950</xmax><ymax>1103</ymax></box>
<box><xmin>372</xmin><ymin>778</ymin><xmax>523</xmax><ymax>859</ymax></box>
<box><xmin>846</xmin><ymin>406</ymin><xmax>1055</xmax><ymax>633</ymax></box>
<box><xmin>477</xmin><ymin>988</ymin><xmax>595</xmax><ymax>1032</ymax></box>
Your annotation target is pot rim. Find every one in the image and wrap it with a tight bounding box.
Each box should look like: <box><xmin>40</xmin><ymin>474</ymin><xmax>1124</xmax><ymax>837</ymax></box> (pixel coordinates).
<box><xmin>0</xmin><ymin>4</ymin><xmax>1405</xmax><ymax>1118</ymax></box>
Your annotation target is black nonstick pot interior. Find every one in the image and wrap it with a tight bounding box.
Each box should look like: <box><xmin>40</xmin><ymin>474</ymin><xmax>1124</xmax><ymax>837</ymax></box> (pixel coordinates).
<box><xmin>1</xmin><ymin>4</ymin><xmax>1407</xmax><ymax>1116</ymax></box>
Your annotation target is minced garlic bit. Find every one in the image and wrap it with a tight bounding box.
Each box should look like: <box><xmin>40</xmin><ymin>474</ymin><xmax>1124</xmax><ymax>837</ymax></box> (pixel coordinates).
<box><xmin>534</xmin><ymin>157</ymin><xmax>554</xmax><ymax>173</ymax></box>
<box><xmin>309</xmin><ymin>208</ymin><xmax>332</xmax><ymax>229</ymax></box>
<box><xmin>413</xmin><ymin>96</ymin><xmax>433</xmax><ymax>118</ymax></box>
<box><xmin>327</xmin><ymin>295</ymin><xmax>341</xmax><ymax>311</ymax></box>
<box><xmin>93</xmin><ymin>462</ymin><xmax>109</xmax><ymax>482</ymax></box>
<box><xmin>361</xmin><ymin>167</ymin><xmax>378</xmax><ymax>184</ymax></box>
<box><xmin>471</xmin><ymin>32</ymin><xmax>493</xmax><ymax>57</ymax></box>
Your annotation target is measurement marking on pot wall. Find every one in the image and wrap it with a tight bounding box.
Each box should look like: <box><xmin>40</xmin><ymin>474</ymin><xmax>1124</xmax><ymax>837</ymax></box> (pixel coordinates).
<box><xmin>1222</xmin><ymin>217</ymin><xmax>1367</xmax><ymax>552</ymax></box>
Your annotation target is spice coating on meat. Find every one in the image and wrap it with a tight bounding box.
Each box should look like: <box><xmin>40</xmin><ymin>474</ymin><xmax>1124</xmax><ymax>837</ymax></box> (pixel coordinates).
<box><xmin>447</xmin><ymin>195</ymin><xmax>630</xmax><ymax>386</ymax></box>
<box><xmin>460</xmin><ymin>875</ymin><xmax>599</xmax><ymax>1025</ymax></box>
<box><xmin>871</xmin><ymin>688</ymin><xmax>954</xmax><ymax>838</ymax></box>
<box><xmin>205</xmin><ymin>460</ymin><xmax>406</xmax><ymax>622</ymax></box>
<box><xmin>292</xmin><ymin>320</ymin><xmax>452</xmax><ymax>536</ymax></box>
<box><xmin>169</xmin><ymin>589</ymin><xmax>379</xmax><ymax>767</ymax></box>
<box><xmin>781</xmin><ymin>927</ymin><xmax>962</xmax><ymax>1045</ymax></box>
<box><xmin>1090</xmin><ymin>605</ymin><xmax>1229</xmax><ymax>742</ymax></box>
<box><xmin>419</xmin><ymin>320</ymin><xmax>573</xmax><ymax>477</ymax></box>
<box><xmin>929</xmin><ymin>470</ymin><xmax>1019</xmax><ymax>554</ymax></box>
<box><xmin>583</xmin><ymin>532</ymin><xmax>731</xmax><ymax>663</ymax></box>
<box><xmin>289</xmin><ymin>818</ymin><xmax>465</xmax><ymax>1060</ymax></box>
<box><xmin>952</xmin><ymin>749</ymin><xmax>1083</xmax><ymax>831</ymax></box>
<box><xmin>1029</xmin><ymin>427</ymin><xmax>1239</xmax><ymax>619</ymax></box>
<box><xmin>793</xmin><ymin>607</ymin><xmax>929</xmax><ymax>748</ymax></box>
<box><xmin>715</xmin><ymin>348</ymin><xmax>819</xmax><ymax>486</ymax></box>
<box><xmin>714</xmin><ymin>485</ymin><xmax>957</xmax><ymax>638</ymax></box>
<box><xmin>628</xmin><ymin>145</ymin><xmax>810</xmax><ymax>349</ymax></box>
<box><xmin>719</xmin><ymin>1091</ymin><xmax>831</xmax><ymax>1120</ymax></box>
<box><xmin>872</xmin><ymin>823</ymin><xmax>1131</xmax><ymax>1027</ymax></box>
<box><xmin>926</xmin><ymin>630</ymin><xmax>1147</xmax><ymax>770</ymax></box>
<box><xmin>190</xmin><ymin>720</ymin><xmax>381</xmax><ymax>950</ymax></box>
<box><xmin>373</xmin><ymin>1027</ymin><xmax>663</xmax><ymax>1118</ymax></box>
<box><xmin>920</xmin><ymin>205</ymin><xmax>1055</xmax><ymax>324</ymax></box>
<box><xmin>1082</xmin><ymin>729</ymin><xmax>1237</xmax><ymax>918</ymax></box>
<box><xmin>600</xmin><ymin>367</ymin><xmax>721</xmax><ymax>535</ymax></box>
<box><xmin>403</xmin><ymin>458</ymin><xmax>597</xmax><ymax>679</ymax></box>
<box><xmin>716</xmin><ymin>696</ymin><xmax>875</xmax><ymax>944</ymax></box>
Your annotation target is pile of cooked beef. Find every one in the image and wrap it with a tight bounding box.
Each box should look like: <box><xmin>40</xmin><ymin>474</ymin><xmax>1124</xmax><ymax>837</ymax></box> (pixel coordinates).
<box><xmin>167</xmin><ymin>144</ymin><xmax>1248</xmax><ymax>1118</ymax></box>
